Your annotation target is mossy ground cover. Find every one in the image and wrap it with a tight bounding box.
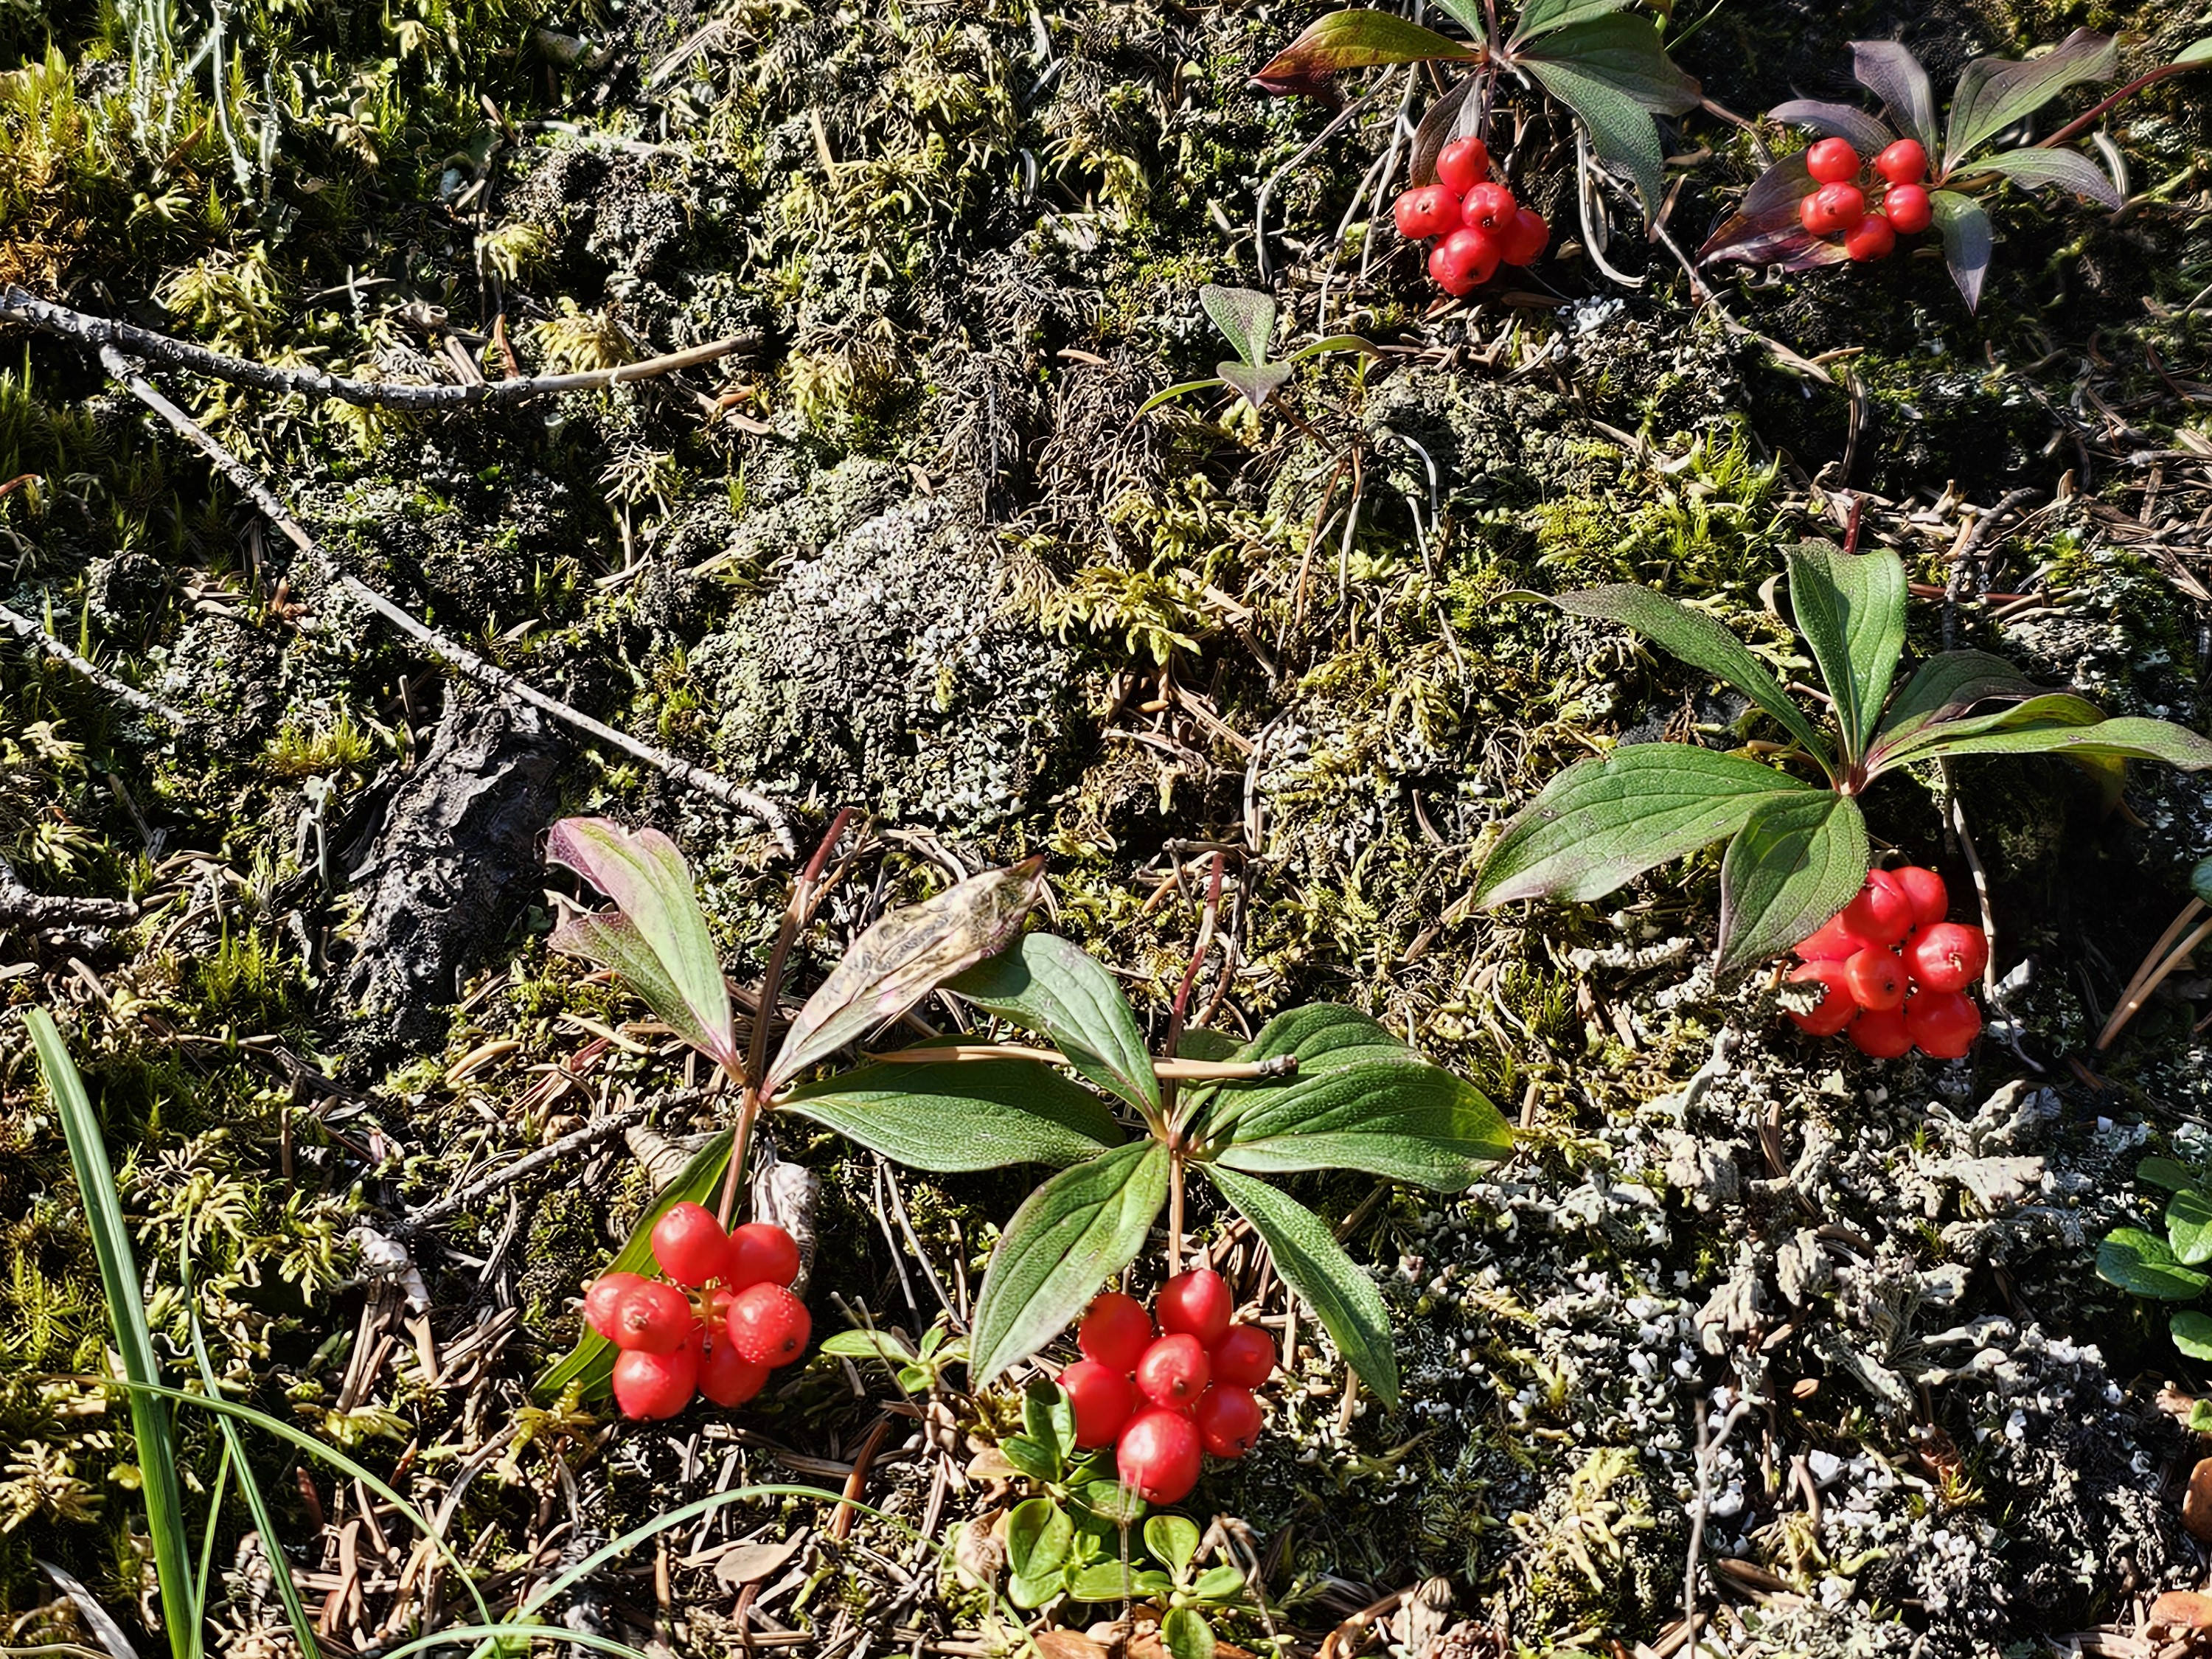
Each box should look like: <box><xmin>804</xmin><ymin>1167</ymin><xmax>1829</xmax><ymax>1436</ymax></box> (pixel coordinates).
<box><xmin>3</xmin><ymin>0</ymin><xmax>2212</xmax><ymax>1652</ymax></box>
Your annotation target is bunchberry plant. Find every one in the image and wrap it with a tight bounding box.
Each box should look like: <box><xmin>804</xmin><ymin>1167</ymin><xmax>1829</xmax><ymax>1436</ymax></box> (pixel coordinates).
<box><xmin>1470</xmin><ymin>543</ymin><xmax>2212</xmax><ymax>978</ymax></box>
<box><xmin>1782</xmin><ymin>862</ymin><xmax>1990</xmax><ymax>1057</ymax></box>
<box><xmin>1700</xmin><ymin>32</ymin><xmax>2212</xmax><ymax>309</ymax></box>
<box><xmin>1257</xmin><ymin>0</ymin><xmax>1698</xmax><ymax>227</ymax></box>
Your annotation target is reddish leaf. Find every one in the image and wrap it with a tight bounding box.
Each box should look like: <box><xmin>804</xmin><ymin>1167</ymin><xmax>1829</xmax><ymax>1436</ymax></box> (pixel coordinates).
<box><xmin>1698</xmin><ymin>155</ymin><xmax>1848</xmax><ymax>270</ymax></box>
<box><xmin>1767</xmin><ymin>99</ymin><xmax>1895</xmax><ymax>156</ymax></box>
<box><xmin>1256</xmin><ymin>9</ymin><xmax>1478</xmax><ymax>85</ymax></box>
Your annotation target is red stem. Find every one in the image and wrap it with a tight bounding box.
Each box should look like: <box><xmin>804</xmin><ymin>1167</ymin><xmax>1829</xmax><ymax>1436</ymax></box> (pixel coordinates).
<box><xmin>2038</xmin><ymin>60</ymin><xmax>2205</xmax><ymax>151</ymax></box>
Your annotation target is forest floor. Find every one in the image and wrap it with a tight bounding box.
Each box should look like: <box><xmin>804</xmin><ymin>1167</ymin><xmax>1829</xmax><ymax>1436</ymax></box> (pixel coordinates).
<box><xmin>4</xmin><ymin>0</ymin><xmax>2212</xmax><ymax>1654</ymax></box>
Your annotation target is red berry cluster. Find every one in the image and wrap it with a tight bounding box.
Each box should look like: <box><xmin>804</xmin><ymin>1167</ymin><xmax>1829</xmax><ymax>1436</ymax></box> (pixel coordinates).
<box><xmin>1784</xmin><ymin>865</ymin><xmax>1989</xmax><ymax>1058</ymax></box>
<box><xmin>582</xmin><ymin>1203</ymin><xmax>810</xmax><ymax>1420</ymax></box>
<box><xmin>1059</xmin><ymin>1270</ymin><xmax>1277</xmax><ymax>1506</ymax></box>
<box><xmin>1391</xmin><ymin>138</ymin><xmax>1550</xmax><ymax>297</ymax></box>
<box><xmin>1798</xmin><ymin>136</ymin><xmax>1934</xmax><ymax>263</ymax></box>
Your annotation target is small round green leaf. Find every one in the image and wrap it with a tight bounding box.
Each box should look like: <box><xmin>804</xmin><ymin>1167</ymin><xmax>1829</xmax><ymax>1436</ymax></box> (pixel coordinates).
<box><xmin>2171</xmin><ymin>1188</ymin><xmax>2212</xmax><ymax>1267</ymax></box>
<box><xmin>2098</xmin><ymin>1227</ymin><xmax>2211</xmax><ymax>1301</ymax></box>
<box><xmin>2174</xmin><ymin>1311</ymin><xmax>2212</xmax><ymax>1361</ymax></box>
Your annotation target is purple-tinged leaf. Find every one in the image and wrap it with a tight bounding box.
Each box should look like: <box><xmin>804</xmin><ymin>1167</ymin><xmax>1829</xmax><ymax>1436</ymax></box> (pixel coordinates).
<box><xmin>1944</xmin><ymin>29</ymin><xmax>2117</xmax><ymax>173</ymax></box>
<box><xmin>1522</xmin><ymin>14</ymin><xmax>1700</xmax><ymax>114</ymax></box>
<box><xmin>1851</xmin><ymin>41</ymin><xmax>1938</xmax><ymax>158</ymax></box>
<box><xmin>1408</xmin><ymin>72</ymin><xmax>1478</xmax><ymax>185</ymax></box>
<box><xmin>762</xmin><ymin>857</ymin><xmax>1048</xmax><ymax>1096</ymax></box>
<box><xmin>1698</xmin><ymin>154</ymin><xmax>1850</xmax><ymax>270</ymax></box>
<box><xmin>1867</xmin><ymin>649</ymin><xmax>2046</xmax><ymax>759</ymax></box>
<box><xmin>1871</xmin><ymin>691</ymin><xmax>2107</xmax><ymax>774</ymax></box>
<box><xmin>1767</xmin><ymin>99</ymin><xmax>1896</xmax><ymax>156</ymax></box>
<box><xmin>1715</xmin><ymin>790</ymin><xmax>1869</xmax><ymax>978</ymax></box>
<box><xmin>1972</xmin><ymin>146</ymin><xmax>2121</xmax><ymax>208</ymax></box>
<box><xmin>1256</xmin><ymin>10</ymin><xmax>1478</xmax><ymax>83</ymax></box>
<box><xmin>1905</xmin><ymin>714</ymin><xmax>2212</xmax><ymax>772</ymax></box>
<box><xmin>1218</xmin><ymin>360</ymin><xmax>1295</xmax><ymax>409</ymax></box>
<box><xmin>1201</xmin><ymin>285</ymin><xmax>1276</xmax><ymax>368</ymax></box>
<box><xmin>546</xmin><ymin>817</ymin><xmax>741</xmax><ymax>1075</ymax></box>
<box><xmin>1929</xmin><ymin>188</ymin><xmax>1993</xmax><ymax>310</ymax></box>
<box><xmin>1507</xmin><ymin>0</ymin><xmax>1638</xmax><ymax>47</ymax></box>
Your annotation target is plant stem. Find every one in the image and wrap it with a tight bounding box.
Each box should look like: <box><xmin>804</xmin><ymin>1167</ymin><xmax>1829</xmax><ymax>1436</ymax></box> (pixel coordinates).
<box><xmin>1161</xmin><ymin>854</ymin><xmax>1228</xmax><ymax>1137</ymax></box>
<box><xmin>1167</xmin><ymin>1150</ymin><xmax>1186</xmax><ymax>1277</ymax></box>
<box><xmin>2039</xmin><ymin>60</ymin><xmax>2207</xmax><ymax>152</ymax></box>
<box><xmin>2098</xmin><ymin>903</ymin><xmax>2212</xmax><ymax>1051</ymax></box>
<box><xmin>863</xmin><ymin>1041</ymin><xmax>1295</xmax><ymax>1082</ymax></box>
<box><xmin>716</xmin><ymin>807</ymin><xmax>856</xmax><ymax>1228</ymax></box>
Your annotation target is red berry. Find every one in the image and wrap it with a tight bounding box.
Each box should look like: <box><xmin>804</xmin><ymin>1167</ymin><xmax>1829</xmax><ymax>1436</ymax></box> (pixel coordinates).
<box><xmin>1158</xmin><ymin>1269</ymin><xmax>1234</xmax><ymax>1347</ymax></box>
<box><xmin>1890</xmin><ymin>865</ymin><xmax>1947</xmax><ymax>929</ymax></box>
<box><xmin>1434</xmin><ymin>136</ymin><xmax>1491</xmax><ymax>195</ymax></box>
<box><xmin>698</xmin><ymin>1335</ymin><xmax>771</xmax><ymax>1408</ymax></box>
<box><xmin>608</xmin><ymin>1279</ymin><xmax>697</xmax><ymax>1354</ymax></box>
<box><xmin>612</xmin><ymin>1343</ymin><xmax>698</xmax><ymax>1419</ymax></box>
<box><xmin>1116</xmin><ymin>1407</ymin><xmax>1203</xmax><ymax>1504</ymax></box>
<box><xmin>1078</xmin><ymin>1292</ymin><xmax>1153</xmax><ymax>1373</ymax></box>
<box><xmin>1849</xmin><ymin>1006</ymin><xmax>1913</xmax><ymax>1059</ymax></box>
<box><xmin>651</xmin><ymin>1202</ymin><xmax>737</xmax><ymax>1288</ymax></box>
<box><xmin>1883</xmin><ymin>183</ymin><xmax>1933</xmax><ymax>234</ymax></box>
<box><xmin>1210</xmin><ymin>1324</ymin><xmax>1276</xmax><ymax>1388</ymax></box>
<box><xmin>1391</xmin><ymin>186</ymin><xmax>1461</xmax><ymax>240</ymax></box>
<box><xmin>1799</xmin><ymin>182</ymin><xmax>1867</xmax><ymax>237</ymax></box>
<box><xmin>1461</xmin><ymin>181</ymin><xmax>1515</xmax><ymax>229</ymax></box>
<box><xmin>1135</xmin><ymin>1332</ymin><xmax>1211</xmax><ymax>1411</ymax></box>
<box><xmin>1784</xmin><ymin>960</ymin><xmax>1859</xmax><ymax>1037</ymax></box>
<box><xmin>730</xmin><ymin>1222</ymin><xmax>800</xmax><ymax>1289</ymax></box>
<box><xmin>1428</xmin><ymin>227</ymin><xmax>1500</xmax><ymax>296</ymax></box>
<box><xmin>1874</xmin><ymin>139</ymin><xmax>1927</xmax><ymax>186</ymax></box>
<box><xmin>1841</xmin><ymin>871</ymin><xmax>1913</xmax><ymax>947</ymax></box>
<box><xmin>583</xmin><ymin>1271</ymin><xmax>647</xmax><ymax>1340</ymax></box>
<box><xmin>1906</xmin><ymin>990</ymin><xmax>1982</xmax><ymax>1058</ymax></box>
<box><xmin>1060</xmin><ymin>1359</ymin><xmax>1137</xmax><ymax>1450</ymax></box>
<box><xmin>1905</xmin><ymin>922</ymin><xmax>1988</xmax><ymax>994</ymax></box>
<box><xmin>725</xmin><ymin>1282</ymin><xmax>811</xmax><ymax>1366</ymax></box>
<box><xmin>1843</xmin><ymin>946</ymin><xmax>1905</xmax><ymax>1012</ymax></box>
<box><xmin>1804</xmin><ymin>138</ymin><xmax>1861</xmax><ymax>184</ymax></box>
<box><xmin>1193</xmin><ymin>1385</ymin><xmax>1264</xmax><ymax>1458</ymax></box>
<box><xmin>1795</xmin><ymin>914</ymin><xmax>1874</xmax><ymax>962</ymax></box>
<box><xmin>1497</xmin><ymin>207</ymin><xmax>1548</xmax><ymax>266</ymax></box>
<box><xmin>1845</xmin><ymin>212</ymin><xmax>1896</xmax><ymax>262</ymax></box>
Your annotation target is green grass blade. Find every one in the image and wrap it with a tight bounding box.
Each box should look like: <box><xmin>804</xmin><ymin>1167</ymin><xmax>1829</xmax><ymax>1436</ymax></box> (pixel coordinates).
<box><xmin>182</xmin><ymin>1233</ymin><xmax>321</xmax><ymax>1659</ymax></box>
<box><xmin>27</xmin><ymin>1009</ymin><xmax>197</xmax><ymax>1659</ymax></box>
<box><xmin>189</xmin><ymin>1442</ymin><xmax>232</xmax><ymax>1659</ymax></box>
<box><xmin>372</xmin><ymin>1626</ymin><xmax>653</xmax><ymax>1659</ymax></box>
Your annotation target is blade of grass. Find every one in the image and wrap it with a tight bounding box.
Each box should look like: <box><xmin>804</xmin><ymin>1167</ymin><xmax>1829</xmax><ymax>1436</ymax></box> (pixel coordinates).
<box><xmin>27</xmin><ymin>1009</ymin><xmax>197</xmax><ymax>1659</ymax></box>
<box><xmin>181</xmin><ymin>1233</ymin><xmax>321</xmax><ymax>1659</ymax></box>
<box><xmin>187</xmin><ymin>1443</ymin><xmax>232</xmax><ymax>1659</ymax></box>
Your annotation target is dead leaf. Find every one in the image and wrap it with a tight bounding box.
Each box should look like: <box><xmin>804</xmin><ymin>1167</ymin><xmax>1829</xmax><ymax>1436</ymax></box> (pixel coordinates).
<box><xmin>953</xmin><ymin>1510</ymin><xmax>1005</xmax><ymax>1590</ymax></box>
<box><xmin>710</xmin><ymin>1535</ymin><xmax>807</xmax><ymax>1589</ymax></box>
<box><xmin>2150</xmin><ymin>1591</ymin><xmax>2212</xmax><ymax>1632</ymax></box>
<box><xmin>1034</xmin><ymin>1633</ymin><xmax>1113</xmax><ymax>1659</ymax></box>
<box><xmin>2185</xmin><ymin>1458</ymin><xmax>2212</xmax><ymax>1543</ymax></box>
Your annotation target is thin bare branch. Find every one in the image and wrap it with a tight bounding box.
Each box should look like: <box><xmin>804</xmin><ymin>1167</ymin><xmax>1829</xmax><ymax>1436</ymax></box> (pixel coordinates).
<box><xmin>0</xmin><ymin>598</ymin><xmax>195</xmax><ymax>728</ymax></box>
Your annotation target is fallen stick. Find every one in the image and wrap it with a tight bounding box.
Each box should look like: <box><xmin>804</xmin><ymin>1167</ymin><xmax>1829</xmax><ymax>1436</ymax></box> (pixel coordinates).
<box><xmin>97</xmin><ymin>347</ymin><xmax>798</xmax><ymax>855</ymax></box>
<box><xmin>6</xmin><ymin>282</ymin><xmax>757</xmax><ymax>411</ymax></box>
<box><xmin>0</xmin><ymin>597</ymin><xmax>195</xmax><ymax>729</ymax></box>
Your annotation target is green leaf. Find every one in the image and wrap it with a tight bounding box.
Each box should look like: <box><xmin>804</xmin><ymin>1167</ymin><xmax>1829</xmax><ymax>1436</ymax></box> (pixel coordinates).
<box><xmin>1944</xmin><ymin>29</ymin><xmax>2117</xmax><ymax>173</ymax></box>
<box><xmin>2168</xmin><ymin>1188</ymin><xmax>2212</xmax><ymax>1266</ymax></box>
<box><xmin>1285</xmin><ymin>333</ymin><xmax>1382</xmax><ymax>364</ymax></box>
<box><xmin>1200</xmin><ymin>285</ymin><xmax>1276</xmax><ymax>368</ymax></box>
<box><xmin>1196</xmin><ymin>1005</ymin><xmax>1511</xmax><ymax>1192</ymax></box>
<box><xmin>1138</xmin><ymin>377</ymin><xmax>1227</xmax><ymax>416</ymax></box>
<box><xmin>534</xmin><ymin>1130</ymin><xmax>732</xmax><ymax>1399</ymax></box>
<box><xmin>1191</xmin><ymin>1566</ymin><xmax>1247</xmax><ymax>1601</ymax></box>
<box><xmin>1144</xmin><ymin>1515</ymin><xmax>1202</xmax><ymax>1576</ymax></box>
<box><xmin>29</xmin><ymin>1011</ymin><xmax>197</xmax><ymax>1659</ymax></box>
<box><xmin>1255</xmin><ymin>9</ymin><xmax>1478</xmax><ymax>80</ymax></box>
<box><xmin>1217</xmin><ymin>359</ymin><xmax>1296</xmax><ymax>411</ymax></box>
<box><xmin>2193</xmin><ymin>1397</ymin><xmax>2212</xmax><ymax>1433</ymax></box>
<box><xmin>1068</xmin><ymin>1562</ymin><xmax>1177</xmax><ymax>1602</ymax></box>
<box><xmin>546</xmin><ymin>818</ymin><xmax>741</xmax><ymax>1075</ymax></box>
<box><xmin>1006</xmin><ymin>1498</ymin><xmax>1075</xmax><ymax>1583</ymax></box>
<box><xmin>1508</xmin><ymin>0</ymin><xmax>1638</xmax><ymax>45</ymax></box>
<box><xmin>1163</xmin><ymin>1607</ymin><xmax>1217</xmax><ymax>1659</ymax></box>
<box><xmin>2176</xmin><ymin>37</ymin><xmax>2212</xmax><ymax>66</ymax></box>
<box><xmin>1784</xmin><ymin>543</ymin><xmax>1906</xmax><ymax>764</ymax></box>
<box><xmin>1868</xmin><ymin>650</ymin><xmax>2049</xmax><ymax>757</ymax></box>
<box><xmin>1520</xmin><ymin>51</ymin><xmax>1666</xmax><ymax>210</ymax></box>
<box><xmin>2173</xmin><ymin>1310</ymin><xmax>2212</xmax><ymax>1361</ymax></box>
<box><xmin>1870</xmin><ymin>692</ymin><xmax>2107</xmax><ymax>776</ymax></box>
<box><xmin>1905</xmin><ymin>714</ymin><xmax>2212</xmax><ymax>772</ymax></box>
<box><xmin>1008</xmin><ymin>1572</ymin><xmax>1063</xmax><ymax>1611</ymax></box>
<box><xmin>1851</xmin><ymin>40</ymin><xmax>1938</xmax><ymax>157</ymax></box>
<box><xmin>763</xmin><ymin>858</ymin><xmax>1047</xmax><ymax>1094</ymax></box>
<box><xmin>776</xmin><ymin>1056</ymin><xmax>1122</xmax><ymax>1172</ymax></box>
<box><xmin>1068</xmin><ymin>1478</ymin><xmax>1147</xmax><ymax>1527</ymax></box>
<box><xmin>1472</xmin><ymin>744</ymin><xmax>1813</xmax><ymax>907</ymax></box>
<box><xmin>2194</xmin><ymin>857</ymin><xmax>2212</xmax><ymax>909</ymax></box>
<box><xmin>1971</xmin><ymin>147</ymin><xmax>2121</xmax><ymax>207</ymax></box>
<box><xmin>1542</xmin><ymin>584</ymin><xmax>1833</xmax><ymax>768</ymax></box>
<box><xmin>1428</xmin><ymin>0</ymin><xmax>1487</xmax><ymax>44</ymax></box>
<box><xmin>999</xmin><ymin>1434</ymin><xmax>1064</xmax><ymax>1486</ymax></box>
<box><xmin>2097</xmin><ymin>1227</ymin><xmax>2211</xmax><ymax>1300</ymax></box>
<box><xmin>1025</xmin><ymin>1377</ymin><xmax>1077</xmax><ymax>1459</ymax></box>
<box><xmin>1205</xmin><ymin>1165</ymin><xmax>1399</xmax><ymax>1408</ymax></box>
<box><xmin>2138</xmin><ymin>1157</ymin><xmax>2200</xmax><ymax>1194</ymax></box>
<box><xmin>1714</xmin><ymin>790</ymin><xmax>1870</xmax><ymax>978</ymax></box>
<box><xmin>1929</xmin><ymin>189</ymin><xmax>1993</xmax><ymax>311</ymax></box>
<box><xmin>968</xmin><ymin>1142</ymin><xmax>1172</xmax><ymax>1385</ymax></box>
<box><xmin>820</xmin><ymin>1329</ymin><xmax>920</xmax><ymax>1366</ymax></box>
